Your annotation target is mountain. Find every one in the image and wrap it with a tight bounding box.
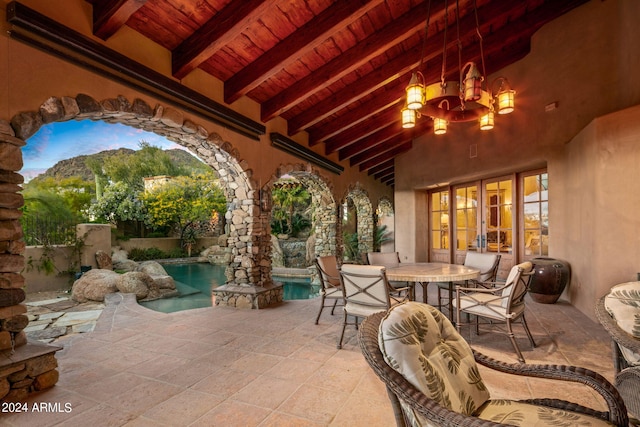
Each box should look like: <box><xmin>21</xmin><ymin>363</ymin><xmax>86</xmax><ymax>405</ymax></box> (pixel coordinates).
<box><xmin>29</xmin><ymin>148</ymin><xmax>209</xmax><ymax>183</ymax></box>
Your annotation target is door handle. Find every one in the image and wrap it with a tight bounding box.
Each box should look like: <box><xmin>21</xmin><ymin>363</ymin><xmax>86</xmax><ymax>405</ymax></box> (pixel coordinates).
<box><xmin>481</xmin><ymin>235</ymin><xmax>486</xmax><ymax>248</ymax></box>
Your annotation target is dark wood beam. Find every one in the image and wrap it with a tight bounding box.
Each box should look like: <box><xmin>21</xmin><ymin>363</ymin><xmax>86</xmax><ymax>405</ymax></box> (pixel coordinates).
<box><xmin>359</xmin><ymin>142</ymin><xmax>412</xmax><ymax>172</ymax></box>
<box><xmin>349</xmin><ymin>134</ymin><xmax>410</xmax><ymax>166</ymax></box>
<box><xmin>172</xmin><ymin>0</ymin><xmax>273</xmax><ymax>79</ymax></box>
<box><xmin>226</xmin><ymin>0</ymin><xmax>381</xmax><ymax>105</ymax></box>
<box><xmin>340</xmin><ymin>122</ymin><xmax>403</xmax><ymax>161</ymax></box>
<box><xmin>368</xmin><ymin>159</ymin><xmax>394</xmax><ymax>176</ymax></box>
<box><xmin>338</xmin><ymin>118</ymin><xmax>432</xmax><ymax>160</ymax></box>
<box><xmin>304</xmin><ymin>22</ymin><xmax>534</xmax><ymax>145</ymax></box>
<box><xmin>286</xmin><ymin>0</ymin><xmax>526</xmax><ymax>135</ymax></box>
<box><xmin>260</xmin><ymin>0</ymin><xmax>441</xmax><ymax>122</ymax></box>
<box><xmin>375</xmin><ymin>168</ymin><xmax>394</xmax><ymax>181</ymax></box>
<box><xmin>322</xmin><ymin>105</ymin><xmax>400</xmax><ymax>152</ymax></box>
<box><xmin>381</xmin><ymin>175</ymin><xmax>394</xmax><ymax>185</ymax></box>
<box><xmin>92</xmin><ymin>0</ymin><xmax>147</xmax><ymax>40</ymax></box>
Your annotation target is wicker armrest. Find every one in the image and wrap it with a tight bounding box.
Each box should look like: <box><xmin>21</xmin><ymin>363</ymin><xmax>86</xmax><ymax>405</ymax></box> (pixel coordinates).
<box><xmin>473</xmin><ymin>350</ymin><xmax>628</xmax><ymax>426</ymax></box>
<box><xmin>359</xmin><ymin>312</ymin><xmax>503</xmax><ymax>427</ymax></box>
<box><xmin>595</xmin><ymin>296</ymin><xmax>640</xmax><ymax>354</ymax></box>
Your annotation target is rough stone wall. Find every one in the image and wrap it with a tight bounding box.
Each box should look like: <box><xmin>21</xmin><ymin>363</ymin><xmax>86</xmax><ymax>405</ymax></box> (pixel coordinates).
<box><xmin>0</xmin><ymin>120</ymin><xmax>28</xmax><ymax>352</ymax></box>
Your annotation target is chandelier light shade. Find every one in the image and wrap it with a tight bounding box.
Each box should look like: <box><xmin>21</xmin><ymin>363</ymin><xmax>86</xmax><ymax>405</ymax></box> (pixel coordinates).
<box><xmin>401</xmin><ymin>0</ymin><xmax>515</xmax><ymax>134</ymax></box>
<box><xmin>433</xmin><ymin>117</ymin><xmax>448</xmax><ymax>135</ymax></box>
<box><xmin>479</xmin><ymin>110</ymin><xmax>494</xmax><ymax>130</ymax></box>
<box><xmin>402</xmin><ymin>105</ymin><xmax>416</xmax><ymax>128</ymax></box>
<box><xmin>406</xmin><ymin>72</ymin><xmax>425</xmax><ymax>110</ymax></box>
<box><xmin>462</xmin><ymin>62</ymin><xmax>483</xmax><ymax>102</ymax></box>
<box><xmin>497</xmin><ymin>86</ymin><xmax>515</xmax><ymax>114</ymax></box>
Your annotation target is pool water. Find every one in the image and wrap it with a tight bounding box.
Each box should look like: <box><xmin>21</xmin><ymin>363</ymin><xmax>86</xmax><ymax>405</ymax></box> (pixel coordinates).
<box><xmin>140</xmin><ymin>263</ymin><xmax>319</xmax><ymax>313</ymax></box>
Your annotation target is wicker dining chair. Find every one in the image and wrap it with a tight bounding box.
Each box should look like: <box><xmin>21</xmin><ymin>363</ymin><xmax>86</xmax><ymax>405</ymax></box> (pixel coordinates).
<box><xmin>596</xmin><ymin>288</ymin><xmax>640</xmax><ymax>420</ymax></box>
<box><xmin>313</xmin><ymin>255</ymin><xmax>344</xmax><ymax>325</ymax></box>
<box><xmin>359</xmin><ymin>302</ymin><xmax>628</xmax><ymax>427</ymax></box>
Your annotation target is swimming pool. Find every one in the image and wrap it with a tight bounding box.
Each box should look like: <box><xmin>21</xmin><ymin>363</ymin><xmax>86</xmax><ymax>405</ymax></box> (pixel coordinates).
<box><xmin>140</xmin><ymin>263</ymin><xmax>318</xmax><ymax>313</ymax></box>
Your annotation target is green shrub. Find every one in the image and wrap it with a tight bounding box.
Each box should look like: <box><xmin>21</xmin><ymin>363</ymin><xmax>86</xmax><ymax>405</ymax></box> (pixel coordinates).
<box><xmin>128</xmin><ymin>247</ymin><xmax>167</xmax><ymax>261</ymax></box>
<box><xmin>166</xmin><ymin>247</ymin><xmax>188</xmax><ymax>258</ymax></box>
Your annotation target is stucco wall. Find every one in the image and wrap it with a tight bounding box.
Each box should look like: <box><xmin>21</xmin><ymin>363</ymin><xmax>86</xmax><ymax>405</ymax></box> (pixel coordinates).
<box><xmin>554</xmin><ymin>105</ymin><xmax>640</xmax><ymax>318</ymax></box>
<box><xmin>393</xmin><ymin>0</ymin><xmax>640</xmax><ymax>319</ymax></box>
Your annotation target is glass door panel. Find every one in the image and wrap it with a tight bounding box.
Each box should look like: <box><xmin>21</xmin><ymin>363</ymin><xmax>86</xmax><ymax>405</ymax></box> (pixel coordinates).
<box><xmin>453</xmin><ymin>185</ymin><xmax>478</xmax><ymax>264</ymax></box>
<box><xmin>522</xmin><ymin>172</ymin><xmax>549</xmax><ymax>259</ymax></box>
<box><xmin>430</xmin><ymin>190</ymin><xmax>450</xmax><ymax>263</ymax></box>
<box><xmin>483</xmin><ymin>177</ymin><xmax>514</xmax><ymax>277</ymax></box>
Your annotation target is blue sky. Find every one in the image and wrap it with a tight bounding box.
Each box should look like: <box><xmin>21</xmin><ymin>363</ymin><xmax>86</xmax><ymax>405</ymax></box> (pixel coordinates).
<box><xmin>22</xmin><ymin>120</ymin><xmax>182</xmax><ymax>181</ymax></box>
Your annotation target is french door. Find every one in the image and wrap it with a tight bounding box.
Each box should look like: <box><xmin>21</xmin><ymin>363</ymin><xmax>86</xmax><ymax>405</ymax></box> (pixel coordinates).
<box><xmin>430</xmin><ymin>175</ymin><xmax>515</xmax><ymax>278</ymax></box>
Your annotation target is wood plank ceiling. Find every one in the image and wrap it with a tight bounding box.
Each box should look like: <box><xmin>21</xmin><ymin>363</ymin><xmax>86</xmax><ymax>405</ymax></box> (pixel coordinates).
<box><xmin>86</xmin><ymin>0</ymin><xmax>588</xmax><ymax>186</ymax></box>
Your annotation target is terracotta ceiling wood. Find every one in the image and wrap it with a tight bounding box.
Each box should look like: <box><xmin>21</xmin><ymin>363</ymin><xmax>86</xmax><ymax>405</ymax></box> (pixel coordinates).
<box><xmin>91</xmin><ymin>0</ymin><xmax>147</xmax><ymax>40</ymax></box>
<box><xmin>260</xmin><ymin>0</ymin><xmax>444</xmax><ymax>123</ymax></box>
<box><xmin>80</xmin><ymin>0</ymin><xmax>589</xmax><ymax>186</ymax></box>
<box><xmin>225</xmin><ymin>0</ymin><xmax>382</xmax><ymax>105</ymax></box>
<box><xmin>172</xmin><ymin>0</ymin><xmax>275</xmax><ymax>79</ymax></box>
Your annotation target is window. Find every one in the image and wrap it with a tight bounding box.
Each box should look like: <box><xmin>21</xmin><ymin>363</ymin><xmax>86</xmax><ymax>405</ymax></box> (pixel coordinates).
<box><xmin>431</xmin><ymin>191</ymin><xmax>449</xmax><ymax>250</ymax></box>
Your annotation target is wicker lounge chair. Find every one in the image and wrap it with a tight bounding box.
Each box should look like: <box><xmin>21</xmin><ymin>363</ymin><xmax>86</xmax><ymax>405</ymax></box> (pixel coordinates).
<box><xmin>359</xmin><ymin>301</ymin><xmax>628</xmax><ymax>426</ymax></box>
<box><xmin>596</xmin><ymin>288</ymin><xmax>640</xmax><ymax>420</ymax></box>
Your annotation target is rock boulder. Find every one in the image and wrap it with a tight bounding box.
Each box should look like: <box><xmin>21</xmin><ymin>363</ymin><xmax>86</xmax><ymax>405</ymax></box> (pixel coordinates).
<box><xmin>71</xmin><ymin>269</ymin><xmax>120</xmax><ymax>302</ymax></box>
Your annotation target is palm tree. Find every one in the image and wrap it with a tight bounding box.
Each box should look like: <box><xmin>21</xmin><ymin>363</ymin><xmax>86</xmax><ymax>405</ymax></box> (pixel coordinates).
<box><xmin>271</xmin><ymin>183</ymin><xmax>310</xmax><ymax>237</ymax></box>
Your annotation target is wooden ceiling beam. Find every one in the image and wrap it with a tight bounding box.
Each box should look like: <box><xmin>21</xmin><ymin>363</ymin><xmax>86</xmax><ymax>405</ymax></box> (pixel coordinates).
<box><xmin>340</xmin><ymin>122</ymin><xmax>402</xmax><ymax>161</ymax></box>
<box><xmin>226</xmin><ymin>0</ymin><xmax>381</xmax><ymax>105</ymax></box>
<box><xmin>92</xmin><ymin>0</ymin><xmax>147</xmax><ymax>40</ymax></box>
<box><xmin>172</xmin><ymin>0</ymin><xmax>274</xmax><ymax>79</ymax></box>
<box><xmin>368</xmin><ymin>160</ymin><xmax>394</xmax><ymax>176</ymax></box>
<box><xmin>358</xmin><ymin>141</ymin><xmax>412</xmax><ymax>172</ymax></box>
<box><xmin>322</xmin><ymin>105</ymin><xmax>400</xmax><ymax>152</ymax></box>
<box><xmin>260</xmin><ymin>0</ymin><xmax>443</xmax><ymax>122</ymax></box>
<box><xmin>375</xmin><ymin>167</ymin><xmax>394</xmax><ymax>181</ymax></box>
<box><xmin>286</xmin><ymin>0</ymin><xmax>526</xmax><ymax>135</ymax></box>
<box><xmin>349</xmin><ymin>133</ymin><xmax>410</xmax><ymax>166</ymax></box>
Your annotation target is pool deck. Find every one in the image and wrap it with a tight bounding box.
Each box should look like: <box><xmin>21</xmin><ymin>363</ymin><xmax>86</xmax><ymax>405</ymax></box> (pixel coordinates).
<box><xmin>6</xmin><ymin>285</ymin><xmax>625</xmax><ymax>427</ymax></box>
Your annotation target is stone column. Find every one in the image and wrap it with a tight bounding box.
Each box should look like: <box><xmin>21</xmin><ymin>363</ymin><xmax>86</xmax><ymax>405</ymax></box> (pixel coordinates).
<box><xmin>1</xmin><ymin>120</ymin><xmax>61</xmax><ymax>403</ymax></box>
<box><xmin>0</xmin><ymin>121</ymin><xmax>28</xmax><ymax>352</ymax></box>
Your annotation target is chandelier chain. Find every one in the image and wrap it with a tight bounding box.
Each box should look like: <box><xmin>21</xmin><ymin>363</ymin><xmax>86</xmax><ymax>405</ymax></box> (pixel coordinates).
<box><xmin>441</xmin><ymin>0</ymin><xmax>448</xmax><ymax>86</ymax></box>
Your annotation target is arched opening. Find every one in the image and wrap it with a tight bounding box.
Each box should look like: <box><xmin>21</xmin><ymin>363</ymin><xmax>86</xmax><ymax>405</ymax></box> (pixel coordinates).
<box><xmin>341</xmin><ymin>184</ymin><xmax>373</xmax><ymax>263</ymax></box>
<box><xmin>376</xmin><ymin>197</ymin><xmax>395</xmax><ymax>253</ymax></box>
<box><xmin>7</xmin><ymin>94</ymin><xmax>277</xmax><ymax>310</ymax></box>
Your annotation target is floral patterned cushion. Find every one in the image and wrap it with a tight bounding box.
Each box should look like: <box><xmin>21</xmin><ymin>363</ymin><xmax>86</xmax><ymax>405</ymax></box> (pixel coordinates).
<box><xmin>605</xmin><ymin>281</ymin><xmax>640</xmax><ymax>366</ymax></box>
<box><xmin>378</xmin><ymin>301</ymin><xmax>490</xmax><ymax>424</ymax></box>
<box><xmin>475</xmin><ymin>399</ymin><xmax>614</xmax><ymax>426</ymax></box>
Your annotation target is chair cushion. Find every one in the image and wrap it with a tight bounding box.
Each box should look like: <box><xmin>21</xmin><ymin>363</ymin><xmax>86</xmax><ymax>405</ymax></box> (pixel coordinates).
<box><xmin>453</xmin><ymin>292</ymin><xmax>524</xmax><ymax>321</ymax></box>
<box><xmin>475</xmin><ymin>399</ymin><xmax>615</xmax><ymax>426</ymax></box>
<box><xmin>605</xmin><ymin>281</ymin><xmax>640</xmax><ymax>366</ymax></box>
<box><xmin>379</xmin><ymin>302</ymin><xmax>490</xmax><ymax>419</ymax></box>
<box><xmin>464</xmin><ymin>252</ymin><xmax>499</xmax><ymax>282</ymax></box>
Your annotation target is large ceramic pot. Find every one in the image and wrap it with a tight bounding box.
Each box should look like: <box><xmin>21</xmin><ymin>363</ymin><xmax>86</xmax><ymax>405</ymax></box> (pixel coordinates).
<box><xmin>528</xmin><ymin>257</ymin><xmax>571</xmax><ymax>304</ymax></box>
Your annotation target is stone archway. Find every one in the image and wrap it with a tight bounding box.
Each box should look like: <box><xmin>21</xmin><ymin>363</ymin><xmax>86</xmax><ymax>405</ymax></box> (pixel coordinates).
<box><xmin>376</xmin><ymin>196</ymin><xmax>395</xmax><ymax>253</ymax></box>
<box><xmin>264</xmin><ymin>163</ymin><xmax>338</xmax><ymax>262</ymax></box>
<box><xmin>3</xmin><ymin>93</ymin><xmax>278</xmax><ymax>310</ymax></box>
<box><xmin>342</xmin><ymin>183</ymin><xmax>374</xmax><ymax>262</ymax></box>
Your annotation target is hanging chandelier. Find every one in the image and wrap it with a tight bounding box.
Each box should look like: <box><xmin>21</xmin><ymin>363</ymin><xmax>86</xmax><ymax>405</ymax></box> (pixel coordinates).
<box><xmin>401</xmin><ymin>0</ymin><xmax>515</xmax><ymax>134</ymax></box>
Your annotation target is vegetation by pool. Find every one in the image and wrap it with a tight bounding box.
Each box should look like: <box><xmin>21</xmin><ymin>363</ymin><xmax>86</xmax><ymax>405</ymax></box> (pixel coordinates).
<box><xmin>140</xmin><ymin>263</ymin><xmax>318</xmax><ymax>313</ymax></box>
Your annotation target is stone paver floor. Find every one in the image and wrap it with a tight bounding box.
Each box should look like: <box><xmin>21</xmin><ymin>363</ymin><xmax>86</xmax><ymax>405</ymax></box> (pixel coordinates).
<box><xmin>24</xmin><ymin>292</ymin><xmax>105</xmax><ymax>344</ymax></box>
<box><xmin>6</xmin><ymin>286</ymin><xmax>632</xmax><ymax>426</ymax></box>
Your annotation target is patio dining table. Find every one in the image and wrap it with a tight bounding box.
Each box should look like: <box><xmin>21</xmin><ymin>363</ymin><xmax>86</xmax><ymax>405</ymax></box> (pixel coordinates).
<box><xmin>385</xmin><ymin>263</ymin><xmax>480</xmax><ymax>319</ymax></box>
